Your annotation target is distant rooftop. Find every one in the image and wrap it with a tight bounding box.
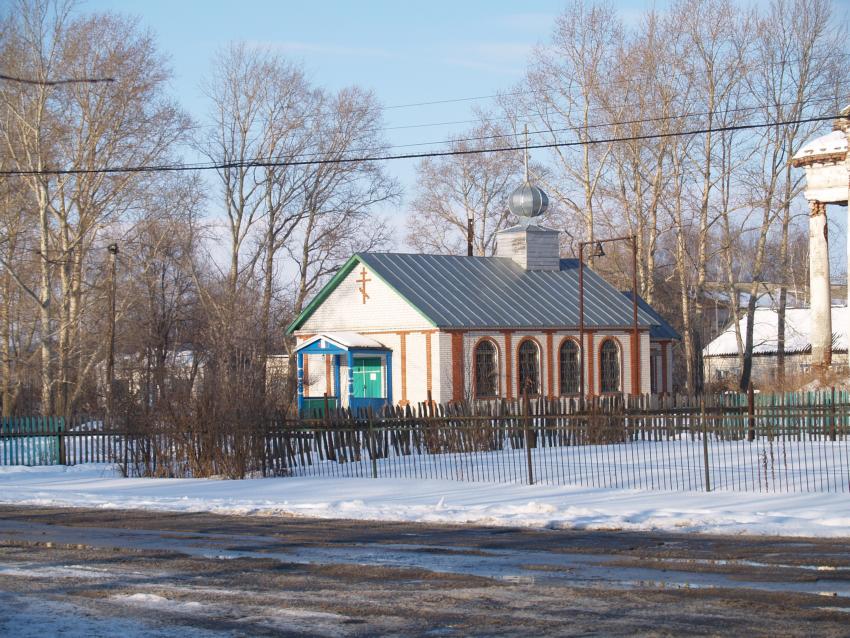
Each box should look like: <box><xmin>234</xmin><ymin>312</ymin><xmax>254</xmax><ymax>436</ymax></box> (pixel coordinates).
<box><xmin>703</xmin><ymin>306</ymin><xmax>848</xmax><ymax>357</ymax></box>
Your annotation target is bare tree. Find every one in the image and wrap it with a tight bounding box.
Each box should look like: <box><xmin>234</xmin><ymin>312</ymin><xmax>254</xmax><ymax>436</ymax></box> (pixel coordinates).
<box><xmin>1</xmin><ymin>0</ymin><xmax>191</xmax><ymax>414</ymax></box>
<box><xmin>738</xmin><ymin>0</ymin><xmax>848</xmax><ymax>389</ymax></box>
<box><xmin>406</xmin><ymin>115</ymin><xmax>523</xmax><ymax>256</ymax></box>
<box><xmin>286</xmin><ymin>86</ymin><xmax>399</xmax><ymax>316</ymax></box>
<box><xmin>519</xmin><ymin>0</ymin><xmax>623</xmax><ymax>262</ymax></box>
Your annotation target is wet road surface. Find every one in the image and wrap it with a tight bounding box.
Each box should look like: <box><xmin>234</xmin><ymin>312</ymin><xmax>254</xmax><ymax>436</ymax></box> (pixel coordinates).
<box><xmin>1</xmin><ymin>505</ymin><xmax>849</xmax><ymax>636</ymax></box>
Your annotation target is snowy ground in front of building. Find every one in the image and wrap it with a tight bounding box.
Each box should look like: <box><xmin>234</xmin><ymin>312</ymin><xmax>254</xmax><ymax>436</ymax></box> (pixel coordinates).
<box><xmin>0</xmin><ymin>463</ymin><xmax>848</xmax><ymax>538</ymax></box>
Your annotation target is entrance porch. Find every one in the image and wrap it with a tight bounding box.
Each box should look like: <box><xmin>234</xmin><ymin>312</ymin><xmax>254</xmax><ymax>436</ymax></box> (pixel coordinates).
<box><xmin>295</xmin><ymin>332</ymin><xmax>393</xmax><ymax>416</ymax></box>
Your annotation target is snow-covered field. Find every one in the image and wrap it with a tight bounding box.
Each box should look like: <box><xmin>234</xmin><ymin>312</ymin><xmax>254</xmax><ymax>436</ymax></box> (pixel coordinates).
<box><xmin>289</xmin><ymin>436</ymin><xmax>850</xmax><ymax>493</ymax></box>
<box><xmin>6</xmin><ymin>431</ymin><xmax>849</xmax><ymax>492</ymax></box>
<box><xmin>1</xmin><ymin>463</ymin><xmax>849</xmax><ymax>538</ymax></box>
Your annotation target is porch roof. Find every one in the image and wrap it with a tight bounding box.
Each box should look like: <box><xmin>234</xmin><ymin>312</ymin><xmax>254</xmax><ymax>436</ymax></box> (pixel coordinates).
<box><xmin>295</xmin><ymin>332</ymin><xmax>389</xmax><ymax>355</ymax></box>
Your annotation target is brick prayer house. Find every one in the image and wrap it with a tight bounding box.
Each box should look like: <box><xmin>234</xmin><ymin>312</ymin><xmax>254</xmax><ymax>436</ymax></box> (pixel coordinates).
<box><xmin>286</xmin><ymin>175</ymin><xmax>679</xmax><ymax>414</ymax></box>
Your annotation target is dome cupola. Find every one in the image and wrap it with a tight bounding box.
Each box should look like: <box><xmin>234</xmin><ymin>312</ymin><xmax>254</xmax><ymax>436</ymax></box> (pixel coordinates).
<box><xmin>507</xmin><ymin>130</ymin><xmax>549</xmax><ymax>225</ymax></box>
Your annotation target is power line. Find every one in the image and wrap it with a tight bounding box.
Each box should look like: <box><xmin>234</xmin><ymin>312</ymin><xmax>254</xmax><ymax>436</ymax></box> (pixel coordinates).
<box><xmin>0</xmin><ymin>73</ymin><xmax>115</xmax><ymax>86</ymax></box>
<box><xmin>188</xmin><ymin>92</ymin><xmax>846</xmax><ymax>156</ymax></box>
<box><xmin>384</xmin><ymin>93</ymin><xmax>842</xmax><ymax>131</ymax></box>
<box><xmin>1</xmin><ymin>114</ymin><xmax>836</xmax><ymax>177</ymax></box>
<box><xmin>202</xmin><ymin>97</ymin><xmax>845</xmax><ymax>165</ymax></box>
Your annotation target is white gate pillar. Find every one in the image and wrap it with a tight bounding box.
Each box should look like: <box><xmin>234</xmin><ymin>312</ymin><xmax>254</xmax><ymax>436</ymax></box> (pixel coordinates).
<box><xmin>809</xmin><ymin>200</ymin><xmax>832</xmax><ymax>368</ymax></box>
<box><xmin>792</xmin><ymin>106</ymin><xmax>850</xmax><ymax>376</ymax></box>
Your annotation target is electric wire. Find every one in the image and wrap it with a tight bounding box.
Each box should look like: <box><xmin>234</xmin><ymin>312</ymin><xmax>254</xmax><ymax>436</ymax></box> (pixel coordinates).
<box><xmin>0</xmin><ymin>73</ymin><xmax>115</xmax><ymax>85</ymax></box>
<box><xmin>0</xmin><ymin>113</ymin><xmax>837</xmax><ymax>177</ymax></box>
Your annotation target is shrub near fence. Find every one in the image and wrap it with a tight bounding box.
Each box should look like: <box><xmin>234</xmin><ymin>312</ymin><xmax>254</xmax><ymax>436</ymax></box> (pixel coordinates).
<box><xmin>3</xmin><ymin>390</ymin><xmax>850</xmax><ymax>492</ymax></box>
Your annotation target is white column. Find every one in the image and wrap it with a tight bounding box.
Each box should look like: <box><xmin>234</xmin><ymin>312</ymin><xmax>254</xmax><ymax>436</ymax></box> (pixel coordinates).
<box><xmin>809</xmin><ymin>200</ymin><xmax>832</xmax><ymax>368</ymax></box>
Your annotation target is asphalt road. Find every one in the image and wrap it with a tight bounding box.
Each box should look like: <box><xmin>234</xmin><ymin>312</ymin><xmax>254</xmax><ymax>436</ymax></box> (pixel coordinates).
<box><xmin>0</xmin><ymin>505</ymin><xmax>849</xmax><ymax>636</ymax></box>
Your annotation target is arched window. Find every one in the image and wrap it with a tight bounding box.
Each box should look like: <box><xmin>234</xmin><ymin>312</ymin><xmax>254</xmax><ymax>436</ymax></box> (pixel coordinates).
<box><xmin>559</xmin><ymin>339</ymin><xmax>580</xmax><ymax>395</ymax></box>
<box><xmin>517</xmin><ymin>339</ymin><xmax>540</xmax><ymax>396</ymax></box>
<box><xmin>474</xmin><ymin>340</ymin><xmax>498</xmax><ymax>398</ymax></box>
<box><xmin>600</xmin><ymin>340</ymin><xmax>621</xmax><ymax>393</ymax></box>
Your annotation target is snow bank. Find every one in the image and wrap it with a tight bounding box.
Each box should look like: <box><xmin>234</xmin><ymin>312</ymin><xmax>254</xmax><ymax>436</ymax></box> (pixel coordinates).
<box><xmin>0</xmin><ymin>464</ymin><xmax>848</xmax><ymax>538</ymax></box>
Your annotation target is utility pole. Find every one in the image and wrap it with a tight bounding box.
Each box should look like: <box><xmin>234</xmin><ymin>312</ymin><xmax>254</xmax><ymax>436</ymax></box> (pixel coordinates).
<box><xmin>578</xmin><ymin>235</ymin><xmax>640</xmax><ymax>396</ymax></box>
<box><xmin>106</xmin><ymin>243</ymin><xmax>118</xmax><ymax>422</ymax></box>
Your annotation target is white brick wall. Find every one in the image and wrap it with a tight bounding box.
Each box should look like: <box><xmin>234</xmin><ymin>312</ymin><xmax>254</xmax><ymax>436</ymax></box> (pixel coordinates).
<box><xmin>297</xmin><ymin>262</ymin><xmax>659</xmax><ymax>402</ymax></box>
<box><xmin>640</xmin><ymin>332</ymin><xmax>652</xmax><ymax>394</ymax></box>
<box><xmin>437</xmin><ymin>331</ymin><xmax>453</xmax><ymax>404</ymax></box>
<box><xmin>300</xmin><ymin>263</ymin><xmax>433</xmax><ymax>333</ymax></box>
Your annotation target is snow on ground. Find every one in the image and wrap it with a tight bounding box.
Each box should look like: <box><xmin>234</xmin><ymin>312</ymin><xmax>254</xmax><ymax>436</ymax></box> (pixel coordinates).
<box><xmin>0</xmin><ymin>463</ymin><xmax>849</xmax><ymax>538</ymax></box>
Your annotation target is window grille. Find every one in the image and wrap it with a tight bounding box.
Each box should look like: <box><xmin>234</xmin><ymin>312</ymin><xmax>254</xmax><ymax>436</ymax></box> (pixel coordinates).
<box><xmin>650</xmin><ymin>350</ymin><xmax>659</xmax><ymax>393</ymax></box>
<box><xmin>559</xmin><ymin>340</ymin><xmax>579</xmax><ymax>394</ymax></box>
<box><xmin>518</xmin><ymin>340</ymin><xmax>540</xmax><ymax>395</ymax></box>
<box><xmin>600</xmin><ymin>340</ymin><xmax>620</xmax><ymax>393</ymax></box>
<box><xmin>474</xmin><ymin>340</ymin><xmax>498</xmax><ymax>397</ymax></box>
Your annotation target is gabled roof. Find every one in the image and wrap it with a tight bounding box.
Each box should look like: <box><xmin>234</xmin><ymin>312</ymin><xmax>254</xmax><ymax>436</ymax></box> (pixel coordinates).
<box><xmin>287</xmin><ymin>252</ymin><xmax>661</xmax><ymax>333</ymax></box>
<box><xmin>296</xmin><ymin>332</ymin><xmax>387</xmax><ymax>351</ymax></box>
<box><xmin>621</xmin><ymin>292</ymin><xmax>681</xmax><ymax>340</ymax></box>
<box><xmin>703</xmin><ymin>306</ymin><xmax>848</xmax><ymax>357</ymax></box>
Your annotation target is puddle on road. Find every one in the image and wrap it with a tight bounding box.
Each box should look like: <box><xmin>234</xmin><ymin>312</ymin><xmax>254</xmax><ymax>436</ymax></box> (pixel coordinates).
<box><xmin>2</xmin><ymin>519</ymin><xmax>850</xmax><ymax>599</ymax></box>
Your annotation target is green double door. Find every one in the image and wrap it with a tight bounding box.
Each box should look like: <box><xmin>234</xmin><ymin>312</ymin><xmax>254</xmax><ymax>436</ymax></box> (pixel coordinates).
<box><xmin>352</xmin><ymin>357</ymin><xmax>383</xmax><ymax>398</ymax></box>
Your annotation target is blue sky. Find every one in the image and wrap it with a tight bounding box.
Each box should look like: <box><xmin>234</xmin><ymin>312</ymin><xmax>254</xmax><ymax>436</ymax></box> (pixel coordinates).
<box><xmin>77</xmin><ymin>0</ymin><xmax>847</xmax><ymax>273</ymax></box>
<box><xmin>76</xmin><ymin>1</ymin><xmax>650</xmax><ymax>208</ymax></box>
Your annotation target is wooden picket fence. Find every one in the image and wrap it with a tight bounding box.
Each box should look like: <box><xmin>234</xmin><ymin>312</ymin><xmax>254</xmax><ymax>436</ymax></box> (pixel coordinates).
<box><xmin>3</xmin><ymin>389</ymin><xmax>850</xmax><ymax>492</ymax></box>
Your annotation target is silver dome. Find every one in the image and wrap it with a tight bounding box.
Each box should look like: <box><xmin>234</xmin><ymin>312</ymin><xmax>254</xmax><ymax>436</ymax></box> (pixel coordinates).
<box><xmin>508</xmin><ymin>181</ymin><xmax>549</xmax><ymax>220</ymax></box>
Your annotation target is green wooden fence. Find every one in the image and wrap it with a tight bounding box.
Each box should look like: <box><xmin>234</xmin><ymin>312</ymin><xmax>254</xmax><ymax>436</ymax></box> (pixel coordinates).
<box><xmin>0</xmin><ymin>416</ymin><xmax>65</xmax><ymax>466</ymax></box>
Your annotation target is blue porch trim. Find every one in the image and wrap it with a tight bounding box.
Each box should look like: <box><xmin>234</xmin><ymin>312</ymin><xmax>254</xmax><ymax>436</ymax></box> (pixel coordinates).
<box><xmin>296</xmin><ymin>351</ymin><xmax>304</xmax><ymax>414</ymax></box>
<box><xmin>295</xmin><ymin>334</ymin><xmax>393</xmax><ymax>416</ymax></box>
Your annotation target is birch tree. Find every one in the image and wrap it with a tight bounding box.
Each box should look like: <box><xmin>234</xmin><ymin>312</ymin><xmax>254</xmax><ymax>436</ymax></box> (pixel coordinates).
<box><xmin>406</xmin><ymin>116</ymin><xmax>523</xmax><ymax>256</ymax></box>
<box><xmin>738</xmin><ymin>0</ymin><xmax>848</xmax><ymax>388</ymax></box>
<box><xmin>519</xmin><ymin>0</ymin><xmax>623</xmax><ymax>263</ymax></box>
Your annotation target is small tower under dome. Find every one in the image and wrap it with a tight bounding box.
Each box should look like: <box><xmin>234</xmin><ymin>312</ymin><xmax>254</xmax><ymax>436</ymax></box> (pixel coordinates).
<box><xmin>495</xmin><ymin>143</ymin><xmax>560</xmax><ymax>270</ymax></box>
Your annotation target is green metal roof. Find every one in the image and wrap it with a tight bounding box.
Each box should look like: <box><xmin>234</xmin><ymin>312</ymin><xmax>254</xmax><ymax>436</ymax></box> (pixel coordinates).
<box><xmin>287</xmin><ymin>252</ymin><xmax>661</xmax><ymax>333</ymax></box>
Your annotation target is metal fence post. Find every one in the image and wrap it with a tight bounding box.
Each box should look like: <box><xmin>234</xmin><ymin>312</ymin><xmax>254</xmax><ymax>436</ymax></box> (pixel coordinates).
<box><xmin>58</xmin><ymin>417</ymin><xmax>66</xmax><ymax>466</ymax></box>
<box><xmin>367</xmin><ymin>408</ymin><xmax>378</xmax><ymax>479</ymax></box>
<box><xmin>523</xmin><ymin>389</ymin><xmax>534</xmax><ymax>485</ymax></box>
<box><xmin>701</xmin><ymin>399</ymin><xmax>710</xmax><ymax>492</ymax></box>
<box><xmin>747</xmin><ymin>382</ymin><xmax>756</xmax><ymax>442</ymax></box>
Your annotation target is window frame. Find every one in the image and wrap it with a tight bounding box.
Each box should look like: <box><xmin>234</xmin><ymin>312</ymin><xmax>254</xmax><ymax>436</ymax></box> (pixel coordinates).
<box><xmin>558</xmin><ymin>337</ymin><xmax>581</xmax><ymax>396</ymax></box>
<box><xmin>516</xmin><ymin>337</ymin><xmax>542</xmax><ymax>397</ymax></box>
<box><xmin>599</xmin><ymin>338</ymin><xmax>622</xmax><ymax>394</ymax></box>
<box><xmin>472</xmin><ymin>337</ymin><xmax>500</xmax><ymax>398</ymax></box>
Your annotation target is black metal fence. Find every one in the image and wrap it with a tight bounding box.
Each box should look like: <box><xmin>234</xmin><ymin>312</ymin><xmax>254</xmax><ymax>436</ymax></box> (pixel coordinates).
<box><xmin>3</xmin><ymin>390</ymin><xmax>850</xmax><ymax>492</ymax></box>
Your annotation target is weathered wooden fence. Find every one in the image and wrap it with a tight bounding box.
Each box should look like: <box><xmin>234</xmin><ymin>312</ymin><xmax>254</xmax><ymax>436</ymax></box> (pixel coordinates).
<box><xmin>3</xmin><ymin>390</ymin><xmax>850</xmax><ymax>492</ymax></box>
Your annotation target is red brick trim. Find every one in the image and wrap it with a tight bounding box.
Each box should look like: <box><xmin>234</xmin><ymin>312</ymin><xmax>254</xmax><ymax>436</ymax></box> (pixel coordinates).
<box><xmin>660</xmin><ymin>340</ymin><xmax>669</xmax><ymax>394</ymax></box>
<box><xmin>545</xmin><ymin>330</ymin><xmax>555</xmax><ymax>399</ymax></box>
<box><xmin>586</xmin><ymin>330</ymin><xmax>596</xmax><ymax>397</ymax></box>
<box><xmin>450</xmin><ymin>331</ymin><xmax>465</xmax><ymax>401</ymax></box>
<box><xmin>502</xmin><ymin>331</ymin><xmax>513</xmax><ymax>400</ymax></box>
<box><xmin>398</xmin><ymin>332</ymin><xmax>408</xmax><ymax>406</ymax></box>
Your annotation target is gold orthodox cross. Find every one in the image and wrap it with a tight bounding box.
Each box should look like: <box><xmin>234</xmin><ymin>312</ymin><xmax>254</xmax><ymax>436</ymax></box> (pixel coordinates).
<box><xmin>357</xmin><ymin>267</ymin><xmax>371</xmax><ymax>304</ymax></box>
